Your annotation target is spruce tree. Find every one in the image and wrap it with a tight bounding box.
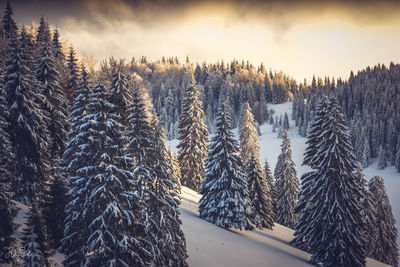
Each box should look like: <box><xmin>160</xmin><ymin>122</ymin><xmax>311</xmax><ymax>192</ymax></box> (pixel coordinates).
<box><xmin>239</xmin><ymin>102</ymin><xmax>260</xmax><ymax>168</ymax></box>
<box><xmin>377</xmin><ymin>145</ymin><xmax>387</xmax><ymax>170</ymax></box>
<box><xmin>246</xmin><ymin>155</ymin><xmax>274</xmax><ymax>229</ymax></box>
<box><xmin>127</xmin><ymin>89</ymin><xmax>187</xmax><ymax>266</ymax></box>
<box><xmin>109</xmin><ymin>71</ymin><xmax>131</xmax><ymax>126</ymax></box>
<box><xmin>63</xmin><ymin>83</ymin><xmax>151</xmax><ymax>266</ymax></box>
<box><xmin>199</xmin><ymin>103</ymin><xmax>252</xmax><ymax>230</ymax></box>
<box><xmin>355</xmin><ymin>163</ymin><xmax>377</xmax><ymax>257</ymax></box>
<box><xmin>264</xmin><ymin>159</ymin><xmax>277</xmax><ymax>217</ymax></box>
<box><xmin>5</xmin><ymin>31</ymin><xmax>49</xmax><ymax>205</ymax></box>
<box><xmin>177</xmin><ymin>73</ymin><xmax>209</xmax><ymax>191</ymax></box>
<box><xmin>293</xmin><ymin>98</ymin><xmax>367</xmax><ymax>267</ymax></box>
<box><xmin>167</xmin><ymin>147</ymin><xmax>182</xmax><ymax>186</ymax></box>
<box><xmin>61</xmin><ymin>67</ymin><xmax>93</xmax><ymax>265</ymax></box>
<box><xmin>0</xmin><ymin>72</ymin><xmax>15</xmax><ymax>264</ymax></box>
<box><xmin>274</xmin><ymin>130</ymin><xmax>299</xmax><ymax>229</ymax></box>
<box><xmin>362</xmin><ymin>136</ymin><xmax>371</xmax><ymax>168</ymax></box>
<box><xmin>22</xmin><ymin>204</ymin><xmax>49</xmax><ymax>267</ymax></box>
<box><xmin>1</xmin><ymin>0</ymin><xmax>17</xmax><ymax>40</ymax></box>
<box><xmin>395</xmin><ymin>138</ymin><xmax>400</xmax><ymax>172</ymax></box>
<box><xmin>66</xmin><ymin>46</ymin><xmax>79</xmax><ymax>107</ymax></box>
<box><xmin>368</xmin><ymin>176</ymin><xmax>399</xmax><ymax>267</ymax></box>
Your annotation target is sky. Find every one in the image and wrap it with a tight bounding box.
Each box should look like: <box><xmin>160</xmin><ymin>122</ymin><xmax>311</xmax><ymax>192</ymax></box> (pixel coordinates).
<box><xmin>7</xmin><ymin>0</ymin><xmax>400</xmax><ymax>81</ymax></box>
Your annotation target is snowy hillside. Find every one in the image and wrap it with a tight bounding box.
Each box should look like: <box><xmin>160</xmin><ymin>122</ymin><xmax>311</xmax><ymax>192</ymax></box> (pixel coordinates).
<box><xmin>169</xmin><ymin>101</ymin><xmax>399</xmax><ymax>266</ymax></box>
<box><xmin>179</xmin><ymin>186</ymin><xmax>389</xmax><ymax>267</ymax></box>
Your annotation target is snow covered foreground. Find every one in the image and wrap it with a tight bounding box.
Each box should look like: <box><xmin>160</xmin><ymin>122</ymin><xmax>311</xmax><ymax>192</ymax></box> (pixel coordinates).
<box><xmin>179</xmin><ymin>186</ymin><xmax>389</xmax><ymax>267</ymax></box>
<box><xmin>171</xmin><ymin>102</ymin><xmax>398</xmax><ymax>267</ymax></box>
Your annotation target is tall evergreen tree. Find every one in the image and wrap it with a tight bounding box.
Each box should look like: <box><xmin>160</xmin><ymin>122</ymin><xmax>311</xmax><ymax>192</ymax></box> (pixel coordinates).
<box><xmin>36</xmin><ymin>15</ymin><xmax>51</xmax><ymax>47</ymax></box>
<box><xmin>109</xmin><ymin>71</ymin><xmax>131</xmax><ymax>126</ymax></box>
<box><xmin>61</xmin><ymin>67</ymin><xmax>93</xmax><ymax>265</ymax></box>
<box><xmin>22</xmin><ymin>204</ymin><xmax>49</xmax><ymax>267</ymax></box>
<box><xmin>1</xmin><ymin>0</ymin><xmax>17</xmax><ymax>40</ymax></box>
<box><xmin>177</xmin><ymin>73</ymin><xmax>209</xmax><ymax>191</ymax></box>
<box><xmin>127</xmin><ymin>89</ymin><xmax>187</xmax><ymax>266</ymax></box>
<box><xmin>246</xmin><ymin>155</ymin><xmax>274</xmax><ymax>229</ymax></box>
<box><xmin>368</xmin><ymin>176</ymin><xmax>399</xmax><ymax>267</ymax></box>
<box><xmin>199</xmin><ymin>103</ymin><xmax>252</xmax><ymax>230</ymax></box>
<box><xmin>274</xmin><ymin>130</ymin><xmax>299</xmax><ymax>229</ymax></box>
<box><xmin>63</xmin><ymin>82</ymin><xmax>151</xmax><ymax>266</ymax></box>
<box><xmin>264</xmin><ymin>159</ymin><xmax>277</xmax><ymax>217</ymax></box>
<box><xmin>66</xmin><ymin>46</ymin><xmax>79</xmax><ymax>107</ymax></box>
<box><xmin>0</xmin><ymin>72</ymin><xmax>15</xmax><ymax>264</ymax></box>
<box><xmin>377</xmin><ymin>145</ymin><xmax>387</xmax><ymax>170</ymax></box>
<box><xmin>293</xmin><ymin>98</ymin><xmax>367</xmax><ymax>267</ymax></box>
<box><xmin>395</xmin><ymin>138</ymin><xmax>400</xmax><ymax>172</ymax></box>
<box><xmin>167</xmin><ymin>147</ymin><xmax>182</xmax><ymax>186</ymax></box>
<box><xmin>5</xmin><ymin>31</ymin><xmax>49</xmax><ymax>205</ymax></box>
<box><xmin>355</xmin><ymin>163</ymin><xmax>377</xmax><ymax>257</ymax></box>
<box><xmin>239</xmin><ymin>102</ymin><xmax>260</xmax><ymax>168</ymax></box>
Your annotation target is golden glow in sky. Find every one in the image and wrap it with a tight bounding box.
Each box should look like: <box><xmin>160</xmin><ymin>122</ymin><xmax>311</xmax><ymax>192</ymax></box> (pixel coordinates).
<box><xmin>39</xmin><ymin>0</ymin><xmax>400</xmax><ymax>81</ymax></box>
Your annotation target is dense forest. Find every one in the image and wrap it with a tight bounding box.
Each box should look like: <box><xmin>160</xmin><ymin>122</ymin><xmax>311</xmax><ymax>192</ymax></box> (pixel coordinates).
<box><xmin>0</xmin><ymin>1</ymin><xmax>399</xmax><ymax>267</ymax></box>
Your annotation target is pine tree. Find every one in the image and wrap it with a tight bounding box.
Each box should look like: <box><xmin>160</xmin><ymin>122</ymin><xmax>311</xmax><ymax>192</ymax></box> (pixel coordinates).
<box><xmin>355</xmin><ymin>163</ymin><xmax>377</xmax><ymax>257</ymax></box>
<box><xmin>66</xmin><ymin>46</ymin><xmax>79</xmax><ymax>107</ymax></box>
<box><xmin>293</xmin><ymin>98</ymin><xmax>367</xmax><ymax>267</ymax></box>
<box><xmin>147</xmin><ymin>118</ymin><xmax>188</xmax><ymax>266</ymax></box>
<box><xmin>177</xmin><ymin>73</ymin><xmax>209</xmax><ymax>191</ymax></box>
<box><xmin>63</xmin><ymin>82</ymin><xmax>151</xmax><ymax>266</ymax></box>
<box><xmin>167</xmin><ymin>147</ymin><xmax>182</xmax><ymax>186</ymax></box>
<box><xmin>61</xmin><ymin>67</ymin><xmax>93</xmax><ymax>266</ymax></box>
<box><xmin>368</xmin><ymin>176</ymin><xmax>399</xmax><ymax>267</ymax></box>
<box><xmin>274</xmin><ymin>130</ymin><xmax>299</xmax><ymax>229</ymax></box>
<box><xmin>5</xmin><ymin>31</ymin><xmax>50</xmax><ymax>205</ymax></box>
<box><xmin>303</xmin><ymin>96</ymin><xmax>329</xmax><ymax>168</ymax></box>
<box><xmin>199</xmin><ymin>103</ymin><xmax>252</xmax><ymax>230</ymax></box>
<box><xmin>22</xmin><ymin>204</ymin><xmax>49</xmax><ymax>267</ymax></box>
<box><xmin>127</xmin><ymin>89</ymin><xmax>187</xmax><ymax>266</ymax></box>
<box><xmin>109</xmin><ymin>71</ymin><xmax>131</xmax><ymax>126</ymax></box>
<box><xmin>246</xmin><ymin>156</ymin><xmax>274</xmax><ymax>229</ymax></box>
<box><xmin>0</xmin><ymin>73</ymin><xmax>15</xmax><ymax>264</ymax></box>
<box><xmin>239</xmin><ymin>102</ymin><xmax>260</xmax><ymax>168</ymax></box>
<box><xmin>283</xmin><ymin>112</ymin><xmax>289</xmax><ymax>130</ymax></box>
<box><xmin>1</xmin><ymin>0</ymin><xmax>17</xmax><ymax>40</ymax></box>
<box><xmin>264</xmin><ymin>159</ymin><xmax>277</xmax><ymax>218</ymax></box>
<box><xmin>362</xmin><ymin>135</ymin><xmax>371</xmax><ymax>168</ymax></box>
<box><xmin>377</xmin><ymin>145</ymin><xmax>387</xmax><ymax>170</ymax></box>
<box><xmin>36</xmin><ymin>15</ymin><xmax>51</xmax><ymax>47</ymax></box>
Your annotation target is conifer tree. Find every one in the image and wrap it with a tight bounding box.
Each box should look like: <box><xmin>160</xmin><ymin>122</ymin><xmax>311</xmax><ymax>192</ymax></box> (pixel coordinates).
<box><xmin>264</xmin><ymin>159</ymin><xmax>277</xmax><ymax>217</ymax></box>
<box><xmin>22</xmin><ymin>204</ymin><xmax>49</xmax><ymax>267</ymax></box>
<box><xmin>246</xmin><ymin>156</ymin><xmax>274</xmax><ymax>229</ymax></box>
<box><xmin>377</xmin><ymin>145</ymin><xmax>387</xmax><ymax>170</ymax></box>
<box><xmin>109</xmin><ymin>71</ymin><xmax>131</xmax><ymax>126</ymax></box>
<box><xmin>127</xmin><ymin>89</ymin><xmax>187</xmax><ymax>266</ymax></box>
<box><xmin>1</xmin><ymin>0</ymin><xmax>17</xmax><ymax>40</ymax></box>
<box><xmin>199</xmin><ymin>103</ymin><xmax>252</xmax><ymax>230</ymax></box>
<box><xmin>5</xmin><ymin>30</ymin><xmax>49</xmax><ymax>205</ymax></box>
<box><xmin>293</xmin><ymin>98</ymin><xmax>367</xmax><ymax>267</ymax></box>
<box><xmin>274</xmin><ymin>130</ymin><xmax>299</xmax><ymax>229</ymax></box>
<box><xmin>355</xmin><ymin>163</ymin><xmax>377</xmax><ymax>257</ymax></box>
<box><xmin>362</xmin><ymin>136</ymin><xmax>371</xmax><ymax>168</ymax></box>
<box><xmin>36</xmin><ymin>15</ymin><xmax>51</xmax><ymax>47</ymax></box>
<box><xmin>368</xmin><ymin>176</ymin><xmax>399</xmax><ymax>267</ymax></box>
<box><xmin>66</xmin><ymin>46</ymin><xmax>79</xmax><ymax>107</ymax></box>
<box><xmin>61</xmin><ymin>67</ymin><xmax>93</xmax><ymax>265</ymax></box>
<box><xmin>0</xmin><ymin>73</ymin><xmax>15</xmax><ymax>264</ymax></box>
<box><xmin>239</xmin><ymin>102</ymin><xmax>260</xmax><ymax>168</ymax></box>
<box><xmin>63</xmin><ymin>83</ymin><xmax>151</xmax><ymax>266</ymax></box>
<box><xmin>177</xmin><ymin>73</ymin><xmax>209</xmax><ymax>191</ymax></box>
<box><xmin>167</xmin><ymin>147</ymin><xmax>182</xmax><ymax>186</ymax></box>
<box><xmin>283</xmin><ymin>112</ymin><xmax>289</xmax><ymax>130</ymax></box>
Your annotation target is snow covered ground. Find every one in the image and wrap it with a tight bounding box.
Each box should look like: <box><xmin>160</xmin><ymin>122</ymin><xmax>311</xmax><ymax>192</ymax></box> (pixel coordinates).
<box><xmin>7</xmin><ymin>102</ymin><xmax>397</xmax><ymax>267</ymax></box>
<box><xmin>180</xmin><ymin>186</ymin><xmax>389</xmax><ymax>267</ymax></box>
<box><xmin>170</xmin><ymin>101</ymin><xmax>399</xmax><ymax>266</ymax></box>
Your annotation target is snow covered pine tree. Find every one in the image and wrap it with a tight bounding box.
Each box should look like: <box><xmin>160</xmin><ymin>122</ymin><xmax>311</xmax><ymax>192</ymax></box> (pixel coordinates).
<box><xmin>199</xmin><ymin>102</ymin><xmax>253</xmax><ymax>230</ymax></box>
<box><xmin>177</xmin><ymin>73</ymin><xmax>209</xmax><ymax>191</ymax></box>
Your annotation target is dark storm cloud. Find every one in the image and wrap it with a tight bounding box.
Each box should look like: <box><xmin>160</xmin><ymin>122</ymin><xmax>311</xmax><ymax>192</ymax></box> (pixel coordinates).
<box><xmin>6</xmin><ymin>0</ymin><xmax>400</xmax><ymax>27</ymax></box>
